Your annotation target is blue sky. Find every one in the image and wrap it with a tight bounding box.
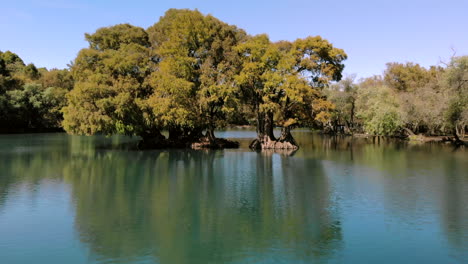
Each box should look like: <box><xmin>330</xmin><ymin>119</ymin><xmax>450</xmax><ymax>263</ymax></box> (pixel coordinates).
<box><xmin>1</xmin><ymin>0</ymin><xmax>467</xmax><ymax>78</ymax></box>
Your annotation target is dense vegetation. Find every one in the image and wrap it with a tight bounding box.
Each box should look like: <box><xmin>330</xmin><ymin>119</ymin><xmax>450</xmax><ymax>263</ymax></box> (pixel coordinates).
<box><xmin>326</xmin><ymin>58</ymin><xmax>468</xmax><ymax>144</ymax></box>
<box><xmin>0</xmin><ymin>9</ymin><xmax>466</xmax><ymax>148</ymax></box>
<box><xmin>0</xmin><ymin>51</ymin><xmax>72</xmax><ymax>132</ymax></box>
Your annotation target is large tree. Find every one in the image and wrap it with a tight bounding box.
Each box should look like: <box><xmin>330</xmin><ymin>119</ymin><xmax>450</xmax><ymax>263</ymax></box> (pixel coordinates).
<box><xmin>145</xmin><ymin>9</ymin><xmax>246</xmax><ymax>143</ymax></box>
<box><xmin>62</xmin><ymin>24</ymin><xmax>156</xmax><ymax>139</ymax></box>
<box><xmin>325</xmin><ymin>75</ymin><xmax>358</xmax><ymax>134</ymax></box>
<box><xmin>236</xmin><ymin>35</ymin><xmax>346</xmax><ymax>150</ymax></box>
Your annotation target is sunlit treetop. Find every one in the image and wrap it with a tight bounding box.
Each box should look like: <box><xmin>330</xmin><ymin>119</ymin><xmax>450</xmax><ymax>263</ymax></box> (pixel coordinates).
<box><xmin>85</xmin><ymin>24</ymin><xmax>150</xmax><ymax>51</ymax></box>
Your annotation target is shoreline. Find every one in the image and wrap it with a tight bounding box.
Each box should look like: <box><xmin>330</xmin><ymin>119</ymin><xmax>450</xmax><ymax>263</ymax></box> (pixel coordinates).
<box><xmin>1</xmin><ymin>129</ymin><xmax>466</xmax><ymax>148</ymax></box>
<box><xmin>349</xmin><ymin>133</ymin><xmax>467</xmax><ymax>146</ymax></box>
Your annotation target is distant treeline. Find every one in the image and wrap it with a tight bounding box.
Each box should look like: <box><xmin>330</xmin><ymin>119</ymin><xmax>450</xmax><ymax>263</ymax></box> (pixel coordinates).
<box><xmin>0</xmin><ymin>8</ymin><xmax>466</xmax><ymax>147</ymax></box>
<box><xmin>326</xmin><ymin>59</ymin><xmax>467</xmax><ymax>141</ymax></box>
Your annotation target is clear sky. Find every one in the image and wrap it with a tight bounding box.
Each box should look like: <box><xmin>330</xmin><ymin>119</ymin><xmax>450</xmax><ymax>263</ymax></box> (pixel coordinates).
<box><xmin>1</xmin><ymin>0</ymin><xmax>467</xmax><ymax>78</ymax></box>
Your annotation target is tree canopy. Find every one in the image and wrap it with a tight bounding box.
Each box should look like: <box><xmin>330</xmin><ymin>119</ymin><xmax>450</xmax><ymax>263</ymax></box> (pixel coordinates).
<box><xmin>236</xmin><ymin>34</ymin><xmax>346</xmax><ymax>149</ymax></box>
<box><xmin>63</xmin><ymin>23</ymin><xmax>152</xmax><ymax>138</ymax></box>
<box><xmin>0</xmin><ymin>50</ymin><xmax>72</xmax><ymax>132</ymax></box>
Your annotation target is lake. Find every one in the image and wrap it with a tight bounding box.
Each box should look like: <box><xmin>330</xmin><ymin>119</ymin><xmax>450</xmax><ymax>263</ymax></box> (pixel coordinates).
<box><xmin>0</xmin><ymin>130</ymin><xmax>467</xmax><ymax>263</ymax></box>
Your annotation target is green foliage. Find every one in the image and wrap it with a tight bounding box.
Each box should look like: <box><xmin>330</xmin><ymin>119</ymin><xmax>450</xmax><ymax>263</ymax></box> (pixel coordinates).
<box><xmin>350</xmin><ymin>58</ymin><xmax>467</xmax><ymax>138</ymax></box>
<box><xmin>384</xmin><ymin>62</ymin><xmax>436</xmax><ymax>91</ymax></box>
<box><xmin>365</xmin><ymin>110</ymin><xmax>404</xmax><ymax>136</ymax></box>
<box><xmin>383</xmin><ymin>62</ymin><xmax>448</xmax><ymax>135</ymax></box>
<box><xmin>4</xmin><ymin>83</ymin><xmax>66</xmax><ymax>129</ymax></box>
<box><xmin>61</xmin><ymin>9</ymin><xmax>345</xmax><ymax>145</ymax></box>
<box><xmin>65</xmin><ymin>11</ymin><xmax>249</xmax><ymax>141</ymax></box>
<box><xmin>1</xmin><ymin>50</ymin><xmax>25</xmax><ymax>73</ymax></box>
<box><xmin>444</xmin><ymin>56</ymin><xmax>468</xmax><ymax>94</ymax></box>
<box><xmin>356</xmin><ymin>85</ymin><xmax>404</xmax><ymax>136</ymax></box>
<box><xmin>398</xmin><ymin>83</ymin><xmax>447</xmax><ymax>134</ymax></box>
<box><xmin>146</xmin><ymin>9</ymin><xmax>247</xmax><ymax>137</ymax></box>
<box><xmin>0</xmin><ymin>50</ymin><xmax>71</xmax><ymax>132</ymax></box>
<box><xmin>23</xmin><ymin>63</ymin><xmax>41</xmax><ymax>80</ymax></box>
<box><xmin>63</xmin><ymin>24</ymin><xmax>151</xmax><ymax>137</ymax></box>
<box><xmin>41</xmin><ymin>68</ymin><xmax>74</xmax><ymax>90</ymax></box>
<box><xmin>442</xmin><ymin>56</ymin><xmax>468</xmax><ymax>135</ymax></box>
<box><xmin>236</xmin><ymin>34</ymin><xmax>345</xmax><ymax>141</ymax></box>
<box><xmin>42</xmin><ymin>86</ymin><xmax>69</xmax><ymax>127</ymax></box>
<box><xmin>0</xmin><ymin>56</ymin><xmax>8</xmax><ymax>76</ymax></box>
<box><xmin>235</xmin><ymin>34</ymin><xmax>280</xmax><ymax>112</ymax></box>
<box><xmin>3</xmin><ymin>9</ymin><xmax>465</xmax><ymax>142</ymax></box>
<box><xmin>85</xmin><ymin>24</ymin><xmax>149</xmax><ymax>51</ymax></box>
<box><xmin>292</xmin><ymin>36</ymin><xmax>347</xmax><ymax>88</ymax></box>
<box><xmin>325</xmin><ymin>75</ymin><xmax>358</xmax><ymax>133</ymax></box>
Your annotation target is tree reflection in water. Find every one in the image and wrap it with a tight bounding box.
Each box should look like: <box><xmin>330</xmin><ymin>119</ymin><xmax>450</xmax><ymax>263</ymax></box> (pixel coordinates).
<box><xmin>0</xmin><ymin>133</ymin><xmax>466</xmax><ymax>263</ymax></box>
<box><xmin>65</xmin><ymin>146</ymin><xmax>342</xmax><ymax>263</ymax></box>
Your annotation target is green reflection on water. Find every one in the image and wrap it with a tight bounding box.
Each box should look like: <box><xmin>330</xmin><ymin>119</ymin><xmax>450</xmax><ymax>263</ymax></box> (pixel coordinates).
<box><xmin>0</xmin><ymin>132</ymin><xmax>467</xmax><ymax>263</ymax></box>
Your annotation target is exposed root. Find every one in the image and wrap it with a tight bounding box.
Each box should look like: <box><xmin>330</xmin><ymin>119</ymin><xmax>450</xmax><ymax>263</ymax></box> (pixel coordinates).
<box><xmin>249</xmin><ymin>135</ymin><xmax>299</xmax><ymax>150</ymax></box>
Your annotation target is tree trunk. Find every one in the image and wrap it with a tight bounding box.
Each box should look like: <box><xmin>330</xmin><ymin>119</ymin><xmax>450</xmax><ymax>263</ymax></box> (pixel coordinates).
<box><xmin>256</xmin><ymin>110</ymin><xmax>265</xmax><ymax>136</ymax></box>
<box><xmin>453</xmin><ymin>126</ymin><xmax>464</xmax><ymax>146</ymax></box>
<box><xmin>206</xmin><ymin>128</ymin><xmax>216</xmax><ymax>143</ymax></box>
<box><xmin>278</xmin><ymin>126</ymin><xmax>297</xmax><ymax>145</ymax></box>
<box><xmin>350</xmin><ymin>100</ymin><xmax>355</xmax><ymax>131</ymax></box>
<box><xmin>345</xmin><ymin>120</ymin><xmax>353</xmax><ymax>135</ymax></box>
<box><xmin>265</xmin><ymin>111</ymin><xmax>276</xmax><ymax>141</ymax></box>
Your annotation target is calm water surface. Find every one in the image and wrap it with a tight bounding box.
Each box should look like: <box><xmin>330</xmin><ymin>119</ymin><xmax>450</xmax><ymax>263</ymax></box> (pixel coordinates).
<box><xmin>0</xmin><ymin>130</ymin><xmax>467</xmax><ymax>263</ymax></box>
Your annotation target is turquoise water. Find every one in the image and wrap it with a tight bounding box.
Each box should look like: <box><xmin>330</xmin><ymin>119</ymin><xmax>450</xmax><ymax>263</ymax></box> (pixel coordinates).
<box><xmin>0</xmin><ymin>130</ymin><xmax>467</xmax><ymax>263</ymax></box>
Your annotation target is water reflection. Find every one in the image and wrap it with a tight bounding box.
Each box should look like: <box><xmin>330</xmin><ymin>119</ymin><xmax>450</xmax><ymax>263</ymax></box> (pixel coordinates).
<box><xmin>0</xmin><ymin>132</ymin><xmax>467</xmax><ymax>263</ymax></box>
<box><xmin>440</xmin><ymin>156</ymin><xmax>468</xmax><ymax>258</ymax></box>
<box><xmin>63</xmin><ymin>146</ymin><xmax>341</xmax><ymax>263</ymax></box>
